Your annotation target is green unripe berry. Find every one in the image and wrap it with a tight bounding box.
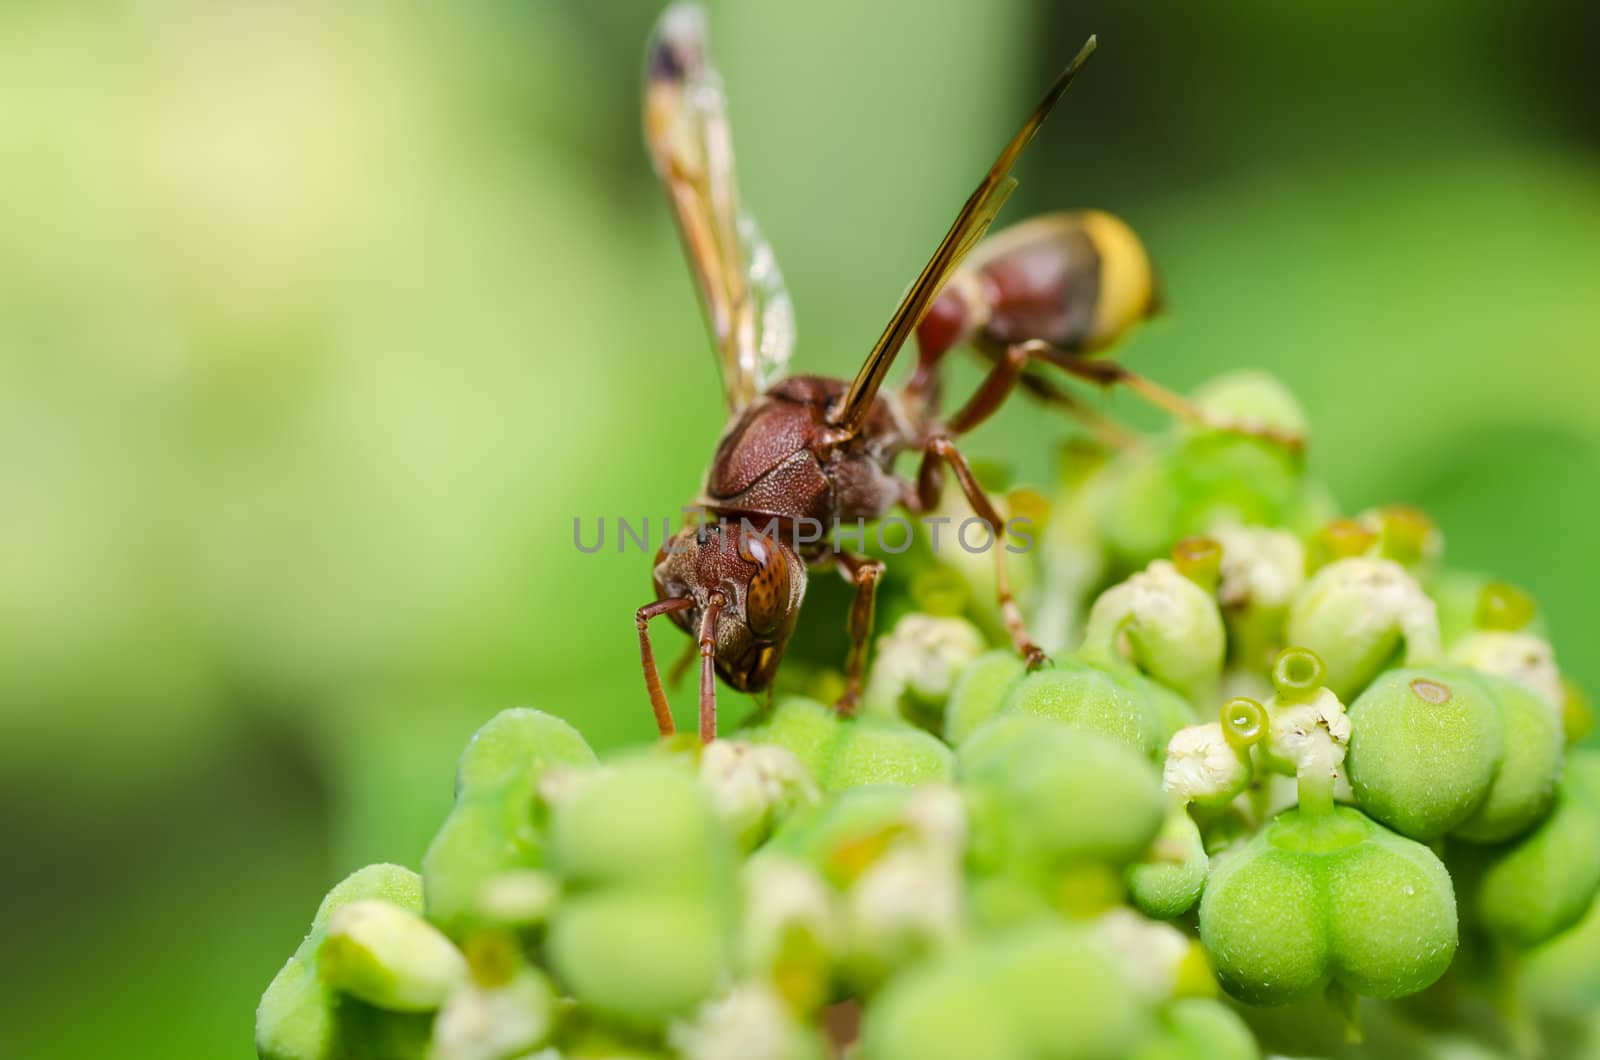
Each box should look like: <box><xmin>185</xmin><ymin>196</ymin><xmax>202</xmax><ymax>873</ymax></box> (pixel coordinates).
<box><xmin>546</xmin><ymin>890</ymin><xmax>731</xmax><ymax>1027</ymax></box>
<box><xmin>943</xmin><ymin>649</ymin><xmax>1025</xmax><ymax>746</ymax></box>
<box><xmin>1128</xmin><ymin>998</ymin><xmax>1260</xmax><ymax>1060</ymax></box>
<box><xmin>998</xmin><ymin>657</ymin><xmax>1193</xmax><ymax>760</ymax></box>
<box><xmin>861</xmin><ymin>927</ymin><xmax>1150</xmax><ymax>1060</ymax></box>
<box><xmin>549</xmin><ymin>757</ymin><xmax>728</xmax><ymax>892</ymax></box>
<box><xmin>256</xmin><ymin>865</ymin><xmax>434</xmax><ymax>1060</ymax></box>
<box><xmin>824</xmin><ymin>717</ymin><xmax>955</xmax><ymax>790</ymax></box>
<box><xmin>960</xmin><ymin>714</ymin><xmax>1166</xmax><ymax>871</ymax></box>
<box><xmin>1199</xmin><ymin>806</ymin><xmax>1456</xmax><ymax>1005</ymax></box>
<box><xmin>1470</xmin><ymin>752</ymin><xmax>1600</xmax><ymax>948</ymax></box>
<box><xmin>1346</xmin><ymin>668</ymin><xmax>1503</xmax><ymax>840</ymax></box>
<box><xmin>1346</xmin><ymin>667</ymin><xmax>1563</xmax><ymax>843</ymax></box>
<box><xmin>422</xmin><ymin>709</ymin><xmax>596</xmax><ymax>932</ymax></box>
<box><xmin>1451</xmin><ymin>673</ymin><xmax>1564</xmax><ymax>843</ymax></box>
<box><xmin>1127</xmin><ymin>809</ymin><xmax>1209</xmax><ymax>920</ymax></box>
<box><xmin>745</xmin><ymin>697</ymin><xmax>954</xmax><ymax>792</ymax></box>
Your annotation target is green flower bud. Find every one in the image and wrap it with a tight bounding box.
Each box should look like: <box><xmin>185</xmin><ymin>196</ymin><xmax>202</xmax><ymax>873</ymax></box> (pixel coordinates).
<box><xmin>667</xmin><ymin>984</ymin><xmax>827</xmax><ymax>1060</ymax></box>
<box><xmin>429</xmin><ymin>967</ymin><xmax>554</xmax><ymax>1060</ymax></box>
<box><xmin>999</xmin><ymin>657</ymin><xmax>1191</xmax><ymax>760</ymax></box>
<box><xmin>960</xmin><ymin>714</ymin><xmax>1166</xmax><ymax>871</ymax></box>
<box><xmin>547</xmin><ymin>890</ymin><xmax>732</xmax><ymax>1027</ymax></box>
<box><xmin>860</xmin><ymin>926</ymin><xmax>1151</xmax><ymax>1060</ymax></box>
<box><xmin>320</xmin><ymin>901</ymin><xmax>467</xmax><ymax>1012</ymax></box>
<box><xmin>422</xmin><ymin>709</ymin><xmax>596</xmax><ymax>933</ymax></box>
<box><xmin>257</xmin><ymin>865</ymin><xmax>433</xmax><ymax>1060</ymax></box>
<box><xmin>1082</xmin><ymin>558</ymin><xmax>1226</xmax><ymax>704</ymax></box>
<box><xmin>698</xmin><ymin>740</ymin><xmax>819</xmax><ymax>849</ymax></box>
<box><xmin>1468</xmin><ymin>752</ymin><xmax>1600</xmax><ymax>948</ymax></box>
<box><xmin>745</xmin><ymin>697</ymin><xmax>954</xmax><ymax>792</ymax></box>
<box><xmin>1346</xmin><ymin>668</ymin><xmax>1502</xmax><ymax>840</ymax></box>
<box><xmin>1128</xmin><ymin>998</ymin><xmax>1260</xmax><ymax>1060</ymax></box>
<box><xmin>1198</xmin><ymin>806</ymin><xmax>1456</xmax><ymax>1005</ymax></box>
<box><xmin>862</xmin><ymin>614</ymin><xmax>985</xmax><ymax>722</ymax></box>
<box><xmin>1128</xmin><ymin>809</ymin><xmax>1209</xmax><ymax>919</ymax></box>
<box><xmin>942</xmin><ymin>649</ymin><xmax>1025</xmax><ymax>746</ymax></box>
<box><xmin>1285</xmin><ymin>557</ymin><xmax>1442</xmax><ymax>700</ymax></box>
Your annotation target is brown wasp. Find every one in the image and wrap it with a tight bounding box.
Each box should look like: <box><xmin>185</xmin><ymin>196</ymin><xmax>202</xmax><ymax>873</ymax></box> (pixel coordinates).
<box><xmin>635</xmin><ymin>4</ymin><xmax>1288</xmax><ymax>742</ymax></box>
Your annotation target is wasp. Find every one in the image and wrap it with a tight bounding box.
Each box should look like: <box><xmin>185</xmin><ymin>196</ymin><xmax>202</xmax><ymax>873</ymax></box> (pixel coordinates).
<box><xmin>635</xmin><ymin>4</ymin><xmax>1290</xmax><ymax>742</ymax></box>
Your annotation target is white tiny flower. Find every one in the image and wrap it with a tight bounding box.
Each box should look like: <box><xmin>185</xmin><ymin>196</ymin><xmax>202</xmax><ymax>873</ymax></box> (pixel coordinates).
<box><xmin>699</xmin><ymin>740</ymin><xmax>819</xmax><ymax>843</ymax></box>
<box><xmin>1265</xmin><ymin>688</ymin><xmax>1351</xmax><ymax>787</ymax></box>
<box><xmin>430</xmin><ymin>969</ymin><xmax>553</xmax><ymax>1060</ymax></box>
<box><xmin>1296</xmin><ymin>558</ymin><xmax>1443</xmax><ymax>664</ymax></box>
<box><xmin>847</xmin><ymin>845</ymin><xmax>964</xmax><ymax>958</ymax></box>
<box><xmin>741</xmin><ymin>855</ymin><xmax>840</xmax><ymax>970</ymax></box>
<box><xmin>668</xmin><ymin>983</ymin><xmax>797</xmax><ymax>1060</ymax></box>
<box><xmin>476</xmin><ymin>870</ymin><xmax>560</xmax><ymax>926</ymax></box>
<box><xmin>1090</xmin><ymin>908</ymin><xmax>1190</xmax><ymax>1000</ymax></box>
<box><xmin>863</xmin><ymin>614</ymin><xmax>985</xmax><ymax>714</ymax></box>
<box><xmin>1084</xmin><ymin>560</ymin><xmax>1225</xmax><ymax>701</ymax></box>
<box><xmin>902</xmin><ymin>783</ymin><xmax>968</xmax><ymax>857</ymax></box>
<box><xmin>536</xmin><ymin>765</ymin><xmax>607</xmax><ymax>808</ymax></box>
<box><xmin>1163</xmin><ymin>723</ymin><xmax>1250</xmax><ymax>805</ymax></box>
<box><xmin>1214</xmin><ymin>524</ymin><xmax>1305</xmax><ymax>611</ymax></box>
<box><xmin>1450</xmin><ymin>630</ymin><xmax>1563</xmax><ymax>713</ymax></box>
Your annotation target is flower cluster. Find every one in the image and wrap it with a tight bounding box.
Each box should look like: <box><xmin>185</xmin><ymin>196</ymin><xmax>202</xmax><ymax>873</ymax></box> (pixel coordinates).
<box><xmin>258</xmin><ymin>373</ymin><xmax>1600</xmax><ymax>1060</ymax></box>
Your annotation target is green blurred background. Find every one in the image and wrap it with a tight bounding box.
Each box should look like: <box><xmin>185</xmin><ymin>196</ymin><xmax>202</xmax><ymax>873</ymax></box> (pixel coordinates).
<box><xmin>2</xmin><ymin>1</ymin><xmax>1597</xmax><ymax>1056</ymax></box>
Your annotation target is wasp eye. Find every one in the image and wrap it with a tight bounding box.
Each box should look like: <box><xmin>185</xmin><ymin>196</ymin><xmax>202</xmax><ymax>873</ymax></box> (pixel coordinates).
<box><xmin>741</xmin><ymin>535</ymin><xmax>789</xmax><ymax>636</ymax></box>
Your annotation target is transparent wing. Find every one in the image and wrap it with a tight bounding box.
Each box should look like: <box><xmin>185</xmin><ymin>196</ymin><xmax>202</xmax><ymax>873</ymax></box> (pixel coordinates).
<box><xmin>829</xmin><ymin>36</ymin><xmax>1098</xmax><ymax>431</ymax></box>
<box><xmin>644</xmin><ymin>3</ymin><xmax>794</xmax><ymax>411</ymax></box>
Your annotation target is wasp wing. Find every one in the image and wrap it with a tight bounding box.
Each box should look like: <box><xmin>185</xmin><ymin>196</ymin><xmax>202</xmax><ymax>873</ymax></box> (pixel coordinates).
<box><xmin>645</xmin><ymin>3</ymin><xmax>794</xmax><ymax>411</ymax></box>
<box><xmin>829</xmin><ymin>36</ymin><xmax>1098</xmax><ymax>431</ymax></box>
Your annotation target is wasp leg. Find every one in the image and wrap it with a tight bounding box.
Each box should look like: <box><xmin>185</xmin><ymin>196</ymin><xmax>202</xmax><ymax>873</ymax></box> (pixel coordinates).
<box><xmin>833</xmin><ymin>552</ymin><xmax>886</xmax><ymax>718</ymax></box>
<box><xmin>915</xmin><ymin>436</ymin><xmax>1049</xmax><ymax>669</ymax></box>
<box><xmin>636</xmin><ymin>597</ymin><xmax>696</xmax><ymax>736</ymax></box>
<box><xmin>945</xmin><ymin>340</ymin><xmax>1137</xmax><ymax>449</ymax></box>
<box><xmin>697</xmin><ymin>591</ymin><xmax>729</xmax><ymax>743</ymax></box>
<box><xmin>1020</xmin><ymin>339</ymin><xmax>1305</xmax><ymax>452</ymax></box>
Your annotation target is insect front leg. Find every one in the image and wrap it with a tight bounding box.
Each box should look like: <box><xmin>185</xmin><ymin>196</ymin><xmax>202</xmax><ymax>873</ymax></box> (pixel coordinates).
<box><xmin>914</xmin><ymin>436</ymin><xmax>1048</xmax><ymax>670</ymax></box>
<box><xmin>696</xmin><ymin>591</ymin><xmax>728</xmax><ymax>743</ymax></box>
<box><xmin>834</xmin><ymin>552</ymin><xmax>886</xmax><ymax>718</ymax></box>
<box><xmin>636</xmin><ymin>597</ymin><xmax>696</xmax><ymax>736</ymax></box>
